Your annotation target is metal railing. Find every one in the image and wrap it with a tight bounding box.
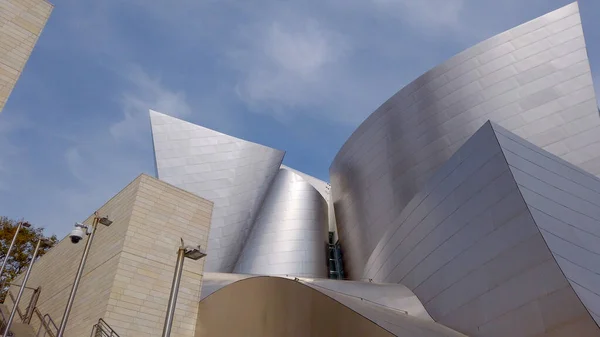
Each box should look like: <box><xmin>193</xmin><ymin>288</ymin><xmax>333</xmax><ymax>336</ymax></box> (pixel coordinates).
<box><xmin>90</xmin><ymin>319</ymin><xmax>120</xmax><ymax>337</ymax></box>
<box><xmin>7</xmin><ymin>292</ymin><xmax>25</xmax><ymax>323</ymax></box>
<box><xmin>33</xmin><ymin>310</ymin><xmax>57</xmax><ymax>337</ymax></box>
<box><xmin>0</xmin><ymin>308</ymin><xmax>8</xmax><ymax>336</ymax></box>
<box><xmin>5</xmin><ymin>289</ymin><xmax>58</xmax><ymax>337</ymax></box>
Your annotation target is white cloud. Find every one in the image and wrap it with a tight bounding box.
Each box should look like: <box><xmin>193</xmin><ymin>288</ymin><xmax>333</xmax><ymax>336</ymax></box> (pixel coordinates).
<box><xmin>110</xmin><ymin>66</ymin><xmax>192</xmax><ymax>143</ymax></box>
<box><xmin>231</xmin><ymin>18</ymin><xmax>349</xmax><ymax>119</ymax></box>
<box><xmin>369</xmin><ymin>0</ymin><xmax>465</xmax><ymax>30</ymax></box>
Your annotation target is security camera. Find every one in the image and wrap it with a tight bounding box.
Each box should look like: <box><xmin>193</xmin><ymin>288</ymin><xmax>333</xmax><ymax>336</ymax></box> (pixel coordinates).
<box><xmin>70</xmin><ymin>223</ymin><xmax>88</xmax><ymax>244</ymax></box>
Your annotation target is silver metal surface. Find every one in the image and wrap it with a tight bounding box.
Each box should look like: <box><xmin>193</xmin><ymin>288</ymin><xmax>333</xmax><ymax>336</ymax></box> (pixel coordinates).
<box><xmin>493</xmin><ymin>123</ymin><xmax>600</xmax><ymax>329</ymax></box>
<box><xmin>150</xmin><ymin>110</ymin><xmax>285</xmax><ymax>272</ymax></box>
<box><xmin>361</xmin><ymin>121</ymin><xmax>600</xmax><ymax>336</ymax></box>
<box><xmin>330</xmin><ymin>2</ymin><xmax>600</xmax><ymax>279</ymax></box>
<box><xmin>234</xmin><ymin>168</ymin><xmax>329</xmax><ymax>277</ymax></box>
<box><xmin>280</xmin><ymin>165</ymin><xmax>338</xmax><ymax>235</ymax></box>
<box><xmin>3</xmin><ymin>239</ymin><xmax>42</xmax><ymax>337</ymax></box>
<box><xmin>200</xmin><ymin>272</ymin><xmax>432</xmax><ymax>321</ymax></box>
<box><xmin>161</xmin><ymin>246</ymin><xmax>185</xmax><ymax>337</ymax></box>
<box><xmin>57</xmin><ymin>218</ymin><xmax>99</xmax><ymax>337</ymax></box>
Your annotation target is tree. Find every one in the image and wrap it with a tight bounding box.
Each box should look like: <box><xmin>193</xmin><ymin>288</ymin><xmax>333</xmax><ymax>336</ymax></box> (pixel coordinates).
<box><xmin>0</xmin><ymin>217</ymin><xmax>57</xmax><ymax>302</ymax></box>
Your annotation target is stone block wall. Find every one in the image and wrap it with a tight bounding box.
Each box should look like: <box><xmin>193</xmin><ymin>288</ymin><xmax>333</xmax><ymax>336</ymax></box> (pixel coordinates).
<box><xmin>0</xmin><ymin>0</ymin><xmax>52</xmax><ymax>112</ymax></box>
<box><xmin>8</xmin><ymin>174</ymin><xmax>213</xmax><ymax>337</ymax></box>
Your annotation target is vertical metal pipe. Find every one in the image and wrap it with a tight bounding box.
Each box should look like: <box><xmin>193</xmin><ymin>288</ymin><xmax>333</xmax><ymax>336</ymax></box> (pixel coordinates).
<box><xmin>23</xmin><ymin>286</ymin><xmax>41</xmax><ymax>324</ymax></box>
<box><xmin>0</xmin><ymin>222</ymin><xmax>23</xmax><ymax>282</ymax></box>
<box><xmin>56</xmin><ymin>218</ymin><xmax>98</xmax><ymax>337</ymax></box>
<box><xmin>161</xmin><ymin>246</ymin><xmax>185</xmax><ymax>337</ymax></box>
<box><xmin>2</xmin><ymin>239</ymin><xmax>42</xmax><ymax>337</ymax></box>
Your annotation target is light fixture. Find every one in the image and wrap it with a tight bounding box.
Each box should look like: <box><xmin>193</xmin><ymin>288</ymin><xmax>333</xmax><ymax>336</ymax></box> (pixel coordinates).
<box><xmin>183</xmin><ymin>245</ymin><xmax>206</xmax><ymax>260</ymax></box>
<box><xmin>97</xmin><ymin>216</ymin><xmax>113</xmax><ymax>226</ymax></box>
<box><xmin>162</xmin><ymin>239</ymin><xmax>206</xmax><ymax>337</ymax></box>
<box><xmin>57</xmin><ymin>212</ymin><xmax>112</xmax><ymax>337</ymax></box>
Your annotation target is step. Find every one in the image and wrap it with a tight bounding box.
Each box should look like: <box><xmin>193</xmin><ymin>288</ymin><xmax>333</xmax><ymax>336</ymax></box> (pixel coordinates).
<box><xmin>0</xmin><ymin>304</ymin><xmax>10</xmax><ymax>323</ymax></box>
<box><xmin>7</xmin><ymin>323</ymin><xmax>35</xmax><ymax>337</ymax></box>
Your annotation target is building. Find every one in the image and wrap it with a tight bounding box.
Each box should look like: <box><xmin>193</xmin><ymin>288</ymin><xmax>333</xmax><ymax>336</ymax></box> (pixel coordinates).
<box><xmin>0</xmin><ymin>0</ymin><xmax>52</xmax><ymax>113</ymax></box>
<box><xmin>8</xmin><ymin>174</ymin><xmax>213</xmax><ymax>337</ymax></box>
<box><xmin>150</xmin><ymin>110</ymin><xmax>331</xmax><ymax>278</ymax></box>
<box><xmin>5</xmin><ymin>2</ymin><xmax>600</xmax><ymax>337</ymax></box>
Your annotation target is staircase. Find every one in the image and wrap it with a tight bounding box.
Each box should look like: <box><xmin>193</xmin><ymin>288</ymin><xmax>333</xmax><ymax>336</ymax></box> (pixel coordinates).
<box><xmin>0</xmin><ymin>304</ymin><xmax>34</xmax><ymax>337</ymax></box>
<box><xmin>0</xmin><ymin>288</ymin><xmax>120</xmax><ymax>337</ymax></box>
<box><xmin>90</xmin><ymin>319</ymin><xmax>120</xmax><ymax>337</ymax></box>
<box><xmin>0</xmin><ymin>288</ymin><xmax>57</xmax><ymax>337</ymax></box>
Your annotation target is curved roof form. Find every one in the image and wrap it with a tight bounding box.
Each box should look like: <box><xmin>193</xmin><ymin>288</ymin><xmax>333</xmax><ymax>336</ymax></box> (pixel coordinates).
<box><xmin>149</xmin><ymin>110</ymin><xmax>285</xmax><ymax>272</ymax></box>
<box><xmin>201</xmin><ymin>272</ymin><xmax>432</xmax><ymax>321</ymax></box>
<box><xmin>329</xmin><ymin>2</ymin><xmax>600</xmax><ymax>278</ymax></box>
<box><xmin>233</xmin><ymin>168</ymin><xmax>329</xmax><ymax>277</ymax></box>
<box><xmin>197</xmin><ymin>273</ymin><xmax>465</xmax><ymax>337</ymax></box>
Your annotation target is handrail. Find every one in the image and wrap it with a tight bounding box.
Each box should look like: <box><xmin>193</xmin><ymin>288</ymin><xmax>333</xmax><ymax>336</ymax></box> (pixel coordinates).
<box><xmin>9</xmin><ymin>284</ymin><xmax>38</xmax><ymax>291</ymax></box>
<box><xmin>7</xmin><ymin>289</ymin><xmax>57</xmax><ymax>337</ymax></box>
<box><xmin>90</xmin><ymin>318</ymin><xmax>120</xmax><ymax>337</ymax></box>
<box><xmin>7</xmin><ymin>292</ymin><xmax>25</xmax><ymax>322</ymax></box>
<box><xmin>0</xmin><ymin>307</ymin><xmax>7</xmax><ymax>334</ymax></box>
<box><xmin>33</xmin><ymin>310</ymin><xmax>57</xmax><ymax>337</ymax></box>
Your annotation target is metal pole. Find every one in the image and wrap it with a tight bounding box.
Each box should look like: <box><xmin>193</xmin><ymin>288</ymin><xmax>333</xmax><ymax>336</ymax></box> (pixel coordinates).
<box><xmin>161</xmin><ymin>245</ymin><xmax>185</xmax><ymax>337</ymax></box>
<box><xmin>2</xmin><ymin>239</ymin><xmax>42</xmax><ymax>337</ymax></box>
<box><xmin>56</xmin><ymin>217</ymin><xmax>98</xmax><ymax>337</ymax></box>
<box><xmin>0</xmin><ymin>222</ymin><xmax>23</xmax><ymax>283</ymax></box>
<box><xmin>23</xmin><ymin>286</ymin><xmax>41</xmax><ymax>324</ymax></box>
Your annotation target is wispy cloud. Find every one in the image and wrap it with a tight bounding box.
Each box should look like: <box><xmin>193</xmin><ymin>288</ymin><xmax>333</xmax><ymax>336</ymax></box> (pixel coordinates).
<box><xmin>369</xmin><ymin>0</ymin><xmax>465</xmax><ymax>30</ymax></box>
<box><xmin>230</xmin><ymin>18</ymin><xmax>349</xmax><ymax>120</ymax></box>
<box><xmin>110</xmin><ymin>66</ymin><xmax>193</xmax><ymax>143</ymax></box>
<box><xmin>3</xmin><ymin>0</ymin><xmax>588</xmax><ymax>238</ymax></box>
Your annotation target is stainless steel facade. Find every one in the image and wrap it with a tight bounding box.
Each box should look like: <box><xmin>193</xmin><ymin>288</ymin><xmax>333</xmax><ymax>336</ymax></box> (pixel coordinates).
<box><xmin>330</xmin><ymin>2</ymin><xmax>600</xmax><ymax>279</ymax></box>
<box><xmin>150</xmin><ymin>110</ymin><xmax>284</xmax><ymax>272</ymax></box>
<box><xmin>199</xmin><ymin>273</ymin><xmax>466</xmax><ymax>337</ymax></box>
<box><xmin>150</xmin><ymin>111</ymin><xmax>331</xmax><ymax>277</ymax></box>
<box><xmin>494</xmin><ymin>123</ymin><xmax>600</xmax><ymax>328</ymax></box>
<box><xmin>234</xmin><ymin>168</ymin><xmax>329</xmax><ymax>277</ymax></box>
<box><xmin>200</xmin><ymin>273</ymin><xmax>468</xmax><ymax>336</ymax></box>
<box><xmin>361</xmin><ymin>121</ymin><xmax>600</xmax><ymax>335</ymax></box>
<box><xmin>148</xmin><ymin>3</ymin><xmax>600</xmax><ymax>336</ymax></box>
<box><xmin>201</xmin><ymin>272</ymin><xmax>432</xmax><ymax>321</ymax></box>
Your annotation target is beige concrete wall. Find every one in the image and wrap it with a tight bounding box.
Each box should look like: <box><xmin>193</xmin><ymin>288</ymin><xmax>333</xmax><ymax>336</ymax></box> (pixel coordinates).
<box><xmin>0</xmin><ymin>0</ymin><xmax>52</xmax><ymax>112</ymax></box>
<box><xmin>8</xmin><ymin>174</ymin><xmax>213</xmax><ymax>337</ymax></box>
<box><xmin>104</xmin><ymin>175</ymin><xmax>212</xmax><ymax>337</ymax></box>
<box><xmin>9</xmin><ymin>175</ymin><xmax>141</xmax><ymax>336</ymax></box>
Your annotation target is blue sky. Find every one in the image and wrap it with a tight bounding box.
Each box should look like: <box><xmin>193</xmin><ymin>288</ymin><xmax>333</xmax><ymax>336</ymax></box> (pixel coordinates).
<box><xmin>0</xmin><ymin>0</ymin><xmax>599</xmax><ymax>237</ymax></box>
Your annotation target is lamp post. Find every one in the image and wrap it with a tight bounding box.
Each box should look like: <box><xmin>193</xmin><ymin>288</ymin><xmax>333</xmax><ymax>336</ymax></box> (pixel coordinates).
<box><xmin>161</xmin><ymin>239</ymin><xmax>206</xmax><ymax>337</ymax></box>
<box><xmin>56</xmin><ymin>212</ymin><xmax>112</xmax><ymax>337</ymax></box>
<box><xmin>0</xmin><ymin>221</ymin><xmax>31</xmax><ymax>283</ymax></box>
<box><xmin>2</xmin><ymin>238</ymin><xmax>43</xmax><ymax>337</ymax></box>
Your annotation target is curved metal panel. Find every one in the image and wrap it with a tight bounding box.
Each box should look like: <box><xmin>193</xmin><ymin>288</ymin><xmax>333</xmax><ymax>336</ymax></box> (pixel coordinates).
<box><xmin>233</xmin><ymin>168</ymin><xmax>329</xmax><ymax>277</ymax></box>
<box><xmin>149</xmin><ymin>110</ymin><xmax>284</xmax><ymax>272</ymax></box>
<box><xmin>280</xmin><ymin>165</ymin><xmax>338</xmax><ymax>234</ymax></box>
<box><xmin>492</xmin><ymin>123</ymin><xmax>600</xmax><ymax>328</ymax></box>
<box><xmin>363</xmin><ymin>122</ymin><xmax>600</xmax><ymax>336</ymax></box>
<box><xmin>198</xmin><ymin>275</ymin><xmax>466</xmax><ymax>337</ymax></box>
<box><xmin>201</xmin><ymin>272</ymin><xmax>433</xmax><ymax>322</ymax></box>
<box><xmin>330</xmin><ymin>2</ymin><xmax>600</xmax><ymax>278</ymax></box>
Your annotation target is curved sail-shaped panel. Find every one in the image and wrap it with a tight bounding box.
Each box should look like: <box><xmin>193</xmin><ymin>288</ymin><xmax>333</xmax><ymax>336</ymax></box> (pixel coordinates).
<box><xmin>233</xmin><ymin>168</ymin><xmax>329</xmax><ymax>277</ymax></box>
<box><xmin>149</xmin><ymin>110</ymin><xmax>284</xmax><ymax>272</ymax></box>
<box><xmin>330</xmin><ymin>2</ymin><xmax>600</xmax><ymax>278</ymax></box>
<box><xmin>197</xmin><ymin>274</ymin><xmax>466</xmax><ymax>337</ymax></box>
<box><xmin>363</xmin><ymin>121</ymin><xmax>600</xmax><ymax>336</ymax></box>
